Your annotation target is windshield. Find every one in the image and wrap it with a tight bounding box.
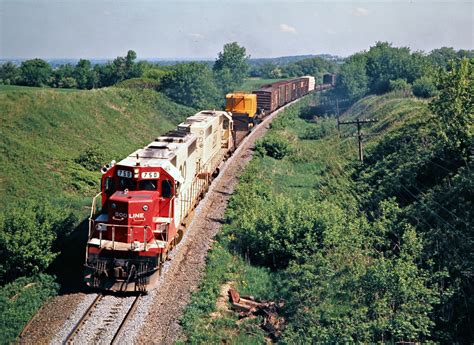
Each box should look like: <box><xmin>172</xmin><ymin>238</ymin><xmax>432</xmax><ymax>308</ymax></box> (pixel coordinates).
<box><xmin>119</xmin><ymin>178</ymin><xmax>137</xmax><ymax>191</ymax></box>
<box><xmin>139</xmin><ymin>180</ymin><xmax>158</xmax><ymax>191</ymax></box>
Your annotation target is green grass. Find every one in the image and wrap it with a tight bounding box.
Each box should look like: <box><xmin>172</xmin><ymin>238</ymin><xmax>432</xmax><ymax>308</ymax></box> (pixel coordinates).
<box><xmin>0</xmin><ymin>84</ymin><xmax>80</xmax><ymax>93</ymax></box>
<box><xmin>0</xmin><ymin>86</ymin><xmax>194</xmax><ymax>214</ymax></box>
<box><xmin>0</xmin><ymin>274</ymin><xmax>58</xmax><ymax>344</ymax></box>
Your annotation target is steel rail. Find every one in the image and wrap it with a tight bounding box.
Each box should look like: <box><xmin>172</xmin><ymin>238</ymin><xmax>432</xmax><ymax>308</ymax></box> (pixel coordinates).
<box><xmin>63</xmin><ymin>294</ymin><xmax>102</xmax><ymax>344</ymax></box>
<box><xmin>110</xmin><ymin>295</ymin><xmax>141</xmax><ymax>345</ymax></box>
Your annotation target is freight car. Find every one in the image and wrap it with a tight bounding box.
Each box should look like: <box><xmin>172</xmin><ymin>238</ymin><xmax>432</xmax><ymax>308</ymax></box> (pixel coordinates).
<box><xmin>252</xmin><ymin>76</ymin><xmax>313</xmax><ymax>113</ymax></box>
<box><xmin>84</xmin><ymin>75</ymin><xmax>332</xmax><ymax>292</ymax></box>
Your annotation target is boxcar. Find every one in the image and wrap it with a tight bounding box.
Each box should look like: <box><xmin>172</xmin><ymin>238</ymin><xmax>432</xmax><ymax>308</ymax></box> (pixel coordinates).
<box><xmin>252</xmin><ymin>77</ymin><xmax>311</xmax><ymax>113</ymax></box>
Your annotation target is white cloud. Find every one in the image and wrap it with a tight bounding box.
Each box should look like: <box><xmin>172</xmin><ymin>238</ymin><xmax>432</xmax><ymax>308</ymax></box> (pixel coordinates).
<box><xmin>353</xmin><ymin>7</ymin><xmax>369</xmax><ymax>16</ymax></box>
<box><xmin>279</xmin><ymin>24</ymin><xmax>297</xmax><ymax>34</ymax></box>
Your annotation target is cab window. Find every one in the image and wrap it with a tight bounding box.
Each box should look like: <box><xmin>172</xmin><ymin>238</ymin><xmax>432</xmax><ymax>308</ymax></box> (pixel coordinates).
<box><xmin>103</xmin><ymin>177</ymin><xmax>115</xmax><ymax>195</ymax></box>
<box><xmin>119</xmin><ymin>178</ymin><xmax>136</xmax><ymax>191</ymax></box>
<box><xmin>161</xmin><ymin>180</ymin><xmax>173</xmax><ymax>198</ymax></box>
<box><xmin>139</xmin><ymin>180</ymin><xmax>157</xmax><ymax>191</ymax></box>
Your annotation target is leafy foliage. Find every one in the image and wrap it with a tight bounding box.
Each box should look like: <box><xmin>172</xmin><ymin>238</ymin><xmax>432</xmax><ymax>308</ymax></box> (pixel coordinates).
<box><xmin>74</xmin><ymin>145</ymin><xmax>107</xmax><ymax>171</ymax></box>
<box><xmin>429</xmin><ymin>58</ymin><xmax>473</xmax><ymax>158</ymax></box>
<box><xmin>0</xmin><ymin>201</ymin><xmax>77</xmax><ymax>283</ymax></box>
<box><xmin>213</xmin><ymin>42</ymin><xmax>249</xmax><ymax>93</ymax></box>
<box><xmin>412</xmin><ymin>76</ymin><xmax>437</xmax><ymax>98</ymax></box>
<box><xmin>335</xmin><ymin>42</ymin><xmax>438</xmax><ymax>101</ymax></box>
<box><xmin>160</xmin><ymin>62</ymin><xmax>221</xmax><ymax>109</ymax></box>
<box><xmin>19</xmin><ymin>59</ymin><xmax>52</xmax><ymax>87</ymax></box>
<box><xmin>183</xmin><ymin>80</ymin><xmax>472</xmax><ymax>342</ymax></box>
<box><xmin>0</xmin><ymin>62</ymin><xmax>20</xmax><ymax>85</ymax></box>
<box><xmin>255</xmin><ymin>135</ymin><xmax>292</xmax><ymax>160</ymax></box>
<box><xmin>335</xmin><ymin>52</ymin><xmax>369</xmax><ymax>101</ymax></box>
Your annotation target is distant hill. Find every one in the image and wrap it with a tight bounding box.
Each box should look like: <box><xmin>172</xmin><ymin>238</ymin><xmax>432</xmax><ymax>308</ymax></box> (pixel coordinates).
<box><xmin>248</xmin><ymin>54</ymin><xmax>342</xmax><ymax>66</ymax></box>
<box><xmin>0</xmin><ymin>54</ymin><xmax>343</xmax><ymax>68</ymax></box>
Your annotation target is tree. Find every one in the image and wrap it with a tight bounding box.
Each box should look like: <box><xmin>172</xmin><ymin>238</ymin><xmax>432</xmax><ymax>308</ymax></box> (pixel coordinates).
<box><xmin>125</xmin><ymin>50</ymin><xmax>143</xmax><ymax>79</ymax></box>
<box><xmin>0</xmin><ymin>201</ymin><xmax>76</xmax><ymax>283</ymax></box>
<box><xmin>51</xmin><ymin>64</ymin><xmax>76</xmax><ymax>88</ymax></box>
<box><xmin>94</xmin><ymin>50</ymin><xmax>142</xmax><ymax>87</ymax></box>
<box><xmin>366</xmin><ymin>42</ymin><xmax>423</xmax><ymax>94</ymax></box>
<box><xmin>213</xmin><ymin>42</ymin><xmax>249</xmax><ymax>93</ymax></box>
<box><xmin>429</xmin><ymin>58</ymin><xmax>474</xmax><ymax>158</ymax></box>
<box><xmin>335</xmin><ymin>53</ymin><xmax>369</xmax><ymax>100</ymax></box>
<box><xmin>160</xmin><ymin>62</ymin><xmax>221</xmax><ymax>109</ymax></box>
<box><xmin>412</xmin><ymin>76</ymin><xmax>437</xmax><ymax>98</ymax></box>
<box><xmin>283</xmin><ymin>57</ymin><xmax>337</xmax><ymax>78</ymax></box>
<box><xmin>19</xmin><ymin>59</ymin><xmax>52</xmax><ymax>87</ymax></box>
<box><xmin>259</xmin><ymin>62</ymin><xmax>280</xmax><ymax>79</ymax></box>
<box><xmin>428</xmin><ymin>47</ymin><xmax>458</xmax><ymax>68</ymax></box>
<box><xmin>0</xmin><ymin>62</ymin><xmax>20</xmax><ymax>85</ymax></box>
<box><xmin>74</xmin><ymin>59</ymin><xmax>97</xmax><ymax>89</ymax></box>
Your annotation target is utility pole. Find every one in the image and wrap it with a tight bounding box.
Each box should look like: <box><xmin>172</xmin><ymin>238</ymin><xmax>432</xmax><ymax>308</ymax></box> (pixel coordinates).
<box><xmin>337</xmin><ymin>118</ymin><xmax>378</xmax><ymax>163</ymax></box>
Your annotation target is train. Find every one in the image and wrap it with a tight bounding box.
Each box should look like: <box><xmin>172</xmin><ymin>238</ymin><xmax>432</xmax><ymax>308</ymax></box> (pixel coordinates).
<box><xmin>84</xmin><ymin>74</ymin><xmax>334</xmax><ymax>292</ymax></box>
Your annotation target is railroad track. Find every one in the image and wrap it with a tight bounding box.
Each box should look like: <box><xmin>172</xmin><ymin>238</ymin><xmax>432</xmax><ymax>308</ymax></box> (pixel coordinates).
<box><xmin>63</xmin><ymin>294</ymin><xmax>141</xmax><ymax>344</ymax></box>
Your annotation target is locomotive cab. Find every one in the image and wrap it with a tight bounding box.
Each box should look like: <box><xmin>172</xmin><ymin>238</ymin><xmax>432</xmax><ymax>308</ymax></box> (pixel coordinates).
<box><xmin>85</xmin><ymin>163</ymin><xmax>181</xmax><ymax>292</ymax></box>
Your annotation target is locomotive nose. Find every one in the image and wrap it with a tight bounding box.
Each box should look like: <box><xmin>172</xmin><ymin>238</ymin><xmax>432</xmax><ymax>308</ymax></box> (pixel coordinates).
<box><xmin>108</xmin><ymin>191</ymin><xmax>155</xmax><ymax>243</ymax></box>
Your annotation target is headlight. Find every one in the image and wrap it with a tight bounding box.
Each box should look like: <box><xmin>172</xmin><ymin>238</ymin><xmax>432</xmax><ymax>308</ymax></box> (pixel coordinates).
<box><xmin>96</xmin><ymin>223</ymin><xmax>107</xmax><ymax>231</ymax></box>
<box><xmin>143</xmin><ymin>205</ymin><xmax>149</xmax><ymax>211</ymax></box>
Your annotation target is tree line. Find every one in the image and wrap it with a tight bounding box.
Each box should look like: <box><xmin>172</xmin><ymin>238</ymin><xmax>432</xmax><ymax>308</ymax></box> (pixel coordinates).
<box><xmin>0</xmin><ymin>50</ymin><xmax>143</xmax><ymax>89</ymax></box>
<box><xmin>250</xmin><ymin>56</ymin><xmax>338</xmax><ymax>79</ymax></box>
<box><xmin>335</xmin><ymin>42</ymin><xmax>473</xmax><ymax>100</ymax></box>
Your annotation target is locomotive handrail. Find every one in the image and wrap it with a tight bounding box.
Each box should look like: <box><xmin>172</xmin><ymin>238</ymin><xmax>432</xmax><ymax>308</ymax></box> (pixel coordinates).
<box><xmin>88</xmin><ymin>192</ymin><xmax>102</xmax><ymax>239</ymax></box>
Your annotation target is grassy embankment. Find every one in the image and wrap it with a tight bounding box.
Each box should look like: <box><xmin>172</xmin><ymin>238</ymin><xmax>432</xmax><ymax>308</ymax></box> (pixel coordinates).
<box><xmin>0</xmin><ymin>85</ymin><xmax>195</xmax><ymax>211</ymax></box>
<box><xmin>0</xmin><ymin>84</ymin><xmax>195</xmax><ymax>342</ymax></box>
<box><xmin>179</xmin><ymin>91</ymin><xmax>435</xmax><ymax>343</ymax></box>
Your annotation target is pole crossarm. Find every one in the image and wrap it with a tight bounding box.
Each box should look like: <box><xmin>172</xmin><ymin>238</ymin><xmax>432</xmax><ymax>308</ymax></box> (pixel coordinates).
<box><xmin>337</xmin><ymin>117</ymin><xmax>379</xmax><ymax>163</ymax></box>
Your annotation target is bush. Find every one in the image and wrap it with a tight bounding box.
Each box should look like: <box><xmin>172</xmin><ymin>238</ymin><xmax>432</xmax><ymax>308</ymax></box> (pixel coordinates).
<box><xmin>255</xmin><ymin>136</ymin><xmax>292</xmax><ymax>159</ymax></box>
<box><xmin>74</xmin><ymin>145</ymin><xmax>106</xmax><ymax>171</ymax></box>
<box><xmin>389</xmin><ymin>78</ymin><xmax>412</xmax><ymax>93</ymax></box>
<box><xmin>0</xmin><ymin>201</ymin><xmax>77</xmax><ymax>283</ymax></box>
<box><xmin>412</xmin><ymin>77</ymin><xmax>437</xmax><ymax>98</ymax></box>
<box><xmin>300</xmin><ymin>120</ymin><xmax>334</xmax><ymax>140</ymax></box>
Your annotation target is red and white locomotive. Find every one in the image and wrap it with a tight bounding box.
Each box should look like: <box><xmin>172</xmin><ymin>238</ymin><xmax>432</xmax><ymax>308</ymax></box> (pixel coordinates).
<box><xmin>84</xmin><ymin>110</ymin><xmax>234</xmax><ymax>292</ymax></box>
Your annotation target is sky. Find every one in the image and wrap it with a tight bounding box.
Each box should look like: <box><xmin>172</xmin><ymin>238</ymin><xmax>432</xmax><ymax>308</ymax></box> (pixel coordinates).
<box><xmin>0</xmin><ymin>0</ymin><xmax>472</xmax><ymax>60</ymax></box>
